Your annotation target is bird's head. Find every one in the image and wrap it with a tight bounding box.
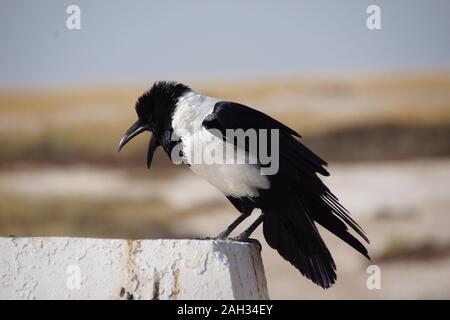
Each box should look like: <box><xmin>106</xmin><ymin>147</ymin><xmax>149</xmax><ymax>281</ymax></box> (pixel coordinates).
<box><xmin>118</xmin><ymin>81</ymin><xmax>190</xmax><ymax>168</ymax></box>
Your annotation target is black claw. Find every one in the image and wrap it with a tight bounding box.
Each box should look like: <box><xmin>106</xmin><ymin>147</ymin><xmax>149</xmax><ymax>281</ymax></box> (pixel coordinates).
<box><xmin>193</xmin><ymin>236</ymin><xmax>230</xmax><ymax>241</ymax></box>
<box><xmin>230</xmin><ymin>237</ymin><xmax>262</xmax><ymax>250</ymax></box>
<box><xmin>193</xmin><ymin>236</ymin><xmax>261</xmax><ymax>250</ymax></box>
<box><xmin>193</xmin><ymin>236</ymin><xmax>213</xmax><ymax>240</ymax></box>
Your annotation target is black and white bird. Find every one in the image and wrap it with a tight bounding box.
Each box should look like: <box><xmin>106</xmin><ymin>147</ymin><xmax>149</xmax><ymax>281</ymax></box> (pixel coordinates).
<box><xmin>118</xmin><ymin>81</ymin><xmax>369</xmax><ymax>288</ymax></box>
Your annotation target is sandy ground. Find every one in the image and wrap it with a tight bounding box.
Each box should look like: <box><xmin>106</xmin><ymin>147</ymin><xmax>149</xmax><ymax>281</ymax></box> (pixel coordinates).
<box><xmin>1</xmin><ymin>159</ymin><xmax>449</xmax><ymax>298</ymax></box>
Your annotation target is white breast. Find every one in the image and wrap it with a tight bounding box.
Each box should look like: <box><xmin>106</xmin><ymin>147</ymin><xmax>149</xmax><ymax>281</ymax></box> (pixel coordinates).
<box><xmin>171</xmin><ymin>91</ymin><xmax>270</xmax><ymax>198</ymax></box>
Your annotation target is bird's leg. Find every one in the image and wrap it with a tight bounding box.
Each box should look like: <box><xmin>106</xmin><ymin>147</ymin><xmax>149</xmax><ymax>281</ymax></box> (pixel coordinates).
<box><xmin>216</xmin><ymin>209</ymin><xmax>252</xmax><ymax>239</ymax></box>
<box><xmin>233</xmin><ymin>213</ymin><xmax>264</xmax><ymax>241</ymax></box>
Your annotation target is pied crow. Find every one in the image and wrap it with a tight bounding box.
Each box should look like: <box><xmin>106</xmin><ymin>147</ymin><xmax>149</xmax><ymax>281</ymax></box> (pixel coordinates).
<box><xmin>118</xmin><ymin>81</ymin><xmax>370</xmax><ymax>288</ymax></box>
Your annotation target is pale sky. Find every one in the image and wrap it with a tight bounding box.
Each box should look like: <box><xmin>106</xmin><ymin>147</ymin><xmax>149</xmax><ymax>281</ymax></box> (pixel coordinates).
<box><xmin>1</xmin><ymin>0</ymin><xmax>449</xmax><ymax>88</ymax></box>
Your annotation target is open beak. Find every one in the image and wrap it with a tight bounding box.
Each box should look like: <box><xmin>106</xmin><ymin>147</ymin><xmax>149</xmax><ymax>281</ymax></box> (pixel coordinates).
<box><xmin>118</xmin><ymin>120</ymin><xmax>149</xmax><ymax>152</ymax></box>
<box><xmin>118</xmin><ymin>120</ymin><xmax>160</xmax><ymax>169</ymax></box>
<box><xmin>146</xmin><ymin>134</ymin><xmax>159</xmax><ymax>168</ymax></box>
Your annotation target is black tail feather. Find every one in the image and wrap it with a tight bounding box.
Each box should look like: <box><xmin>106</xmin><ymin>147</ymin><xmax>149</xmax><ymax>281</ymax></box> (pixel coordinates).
<box><xmin>262</xmin><ymin>189</ymin><xmax>370</xmax><ymax>289</ymax></box>
<box><xmin>303</xmin><ymin>194</ymin><xmax>370</xmax><ymax>260</ymax></box>
<box><xmin>263</xmin><ymin>201</ymin><xmax>337</xmax><ymax>289</ymax></box>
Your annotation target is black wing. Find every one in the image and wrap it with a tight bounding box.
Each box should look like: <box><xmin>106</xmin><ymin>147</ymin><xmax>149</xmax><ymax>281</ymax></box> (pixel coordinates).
<box><xmin>202</xmin><ymin>101</ymin><xmax>369</xmax><ymax>257</ymax></box>
<box><xmin>203</xmin><ymin>101</ymin><xmax>330</xmax><ymax>176</ymax></box>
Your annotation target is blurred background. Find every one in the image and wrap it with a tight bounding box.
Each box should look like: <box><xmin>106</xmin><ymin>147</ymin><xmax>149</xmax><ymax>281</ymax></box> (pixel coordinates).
<box><xmin>1</xmin><ymin>0</ymin><xmax>450</xmax><ymax>299</ymax></box>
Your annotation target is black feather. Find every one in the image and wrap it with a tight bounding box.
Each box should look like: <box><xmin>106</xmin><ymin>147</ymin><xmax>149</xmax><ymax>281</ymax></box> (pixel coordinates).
<box><xmin>263</xmin><ymin>201</ymin><xmax>337</xmax><ymax>289</ymax></box>
<box><xmin>200</xmin><ymin>99</ymin><xmax>370</xmax><ymax>288</ymax></box>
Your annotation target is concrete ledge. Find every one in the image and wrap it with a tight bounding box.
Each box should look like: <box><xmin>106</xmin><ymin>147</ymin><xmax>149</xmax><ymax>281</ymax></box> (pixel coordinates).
<box><xmin>0</xmin><ymin>237</ymin><xmax>269</xmax><ymax>300</ymax></box>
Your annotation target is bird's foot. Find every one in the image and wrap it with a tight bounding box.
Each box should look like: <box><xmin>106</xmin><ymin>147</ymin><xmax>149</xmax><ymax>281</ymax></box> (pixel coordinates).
<box><xmin>193</xmin><ymin>236</ymin><xmax>214</xmax><ymax>240</ymax></box>
<box><xmin>230</xmin><ymin>232</ymin><xmax>250</xmax><ymax>242</ymax></box>
<box><xmin>229</xmin><ymin>235</ymin><xmax>262</xmax><ymax>250</ymax></box>
<box><xmin>193</xmin><ymin>234</ymin><xmax>229</xmax><ymax>241</ymax></box>
<box><xmin>215</xmin><ymin>231</ymin><xmax>230</xmax><ymax>240</ymax></box>
<box><xmin>194</xmin><ymin>235</ymin><xmax>261</xmax><ymax>250</ymax></box>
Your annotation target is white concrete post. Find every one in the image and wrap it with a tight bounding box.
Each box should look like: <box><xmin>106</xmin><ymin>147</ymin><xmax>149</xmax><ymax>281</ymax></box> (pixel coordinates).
<box><xmin>0</xmin><ymin>237</ymin><xmax>269</xmax><ymax>300</ymax></box>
